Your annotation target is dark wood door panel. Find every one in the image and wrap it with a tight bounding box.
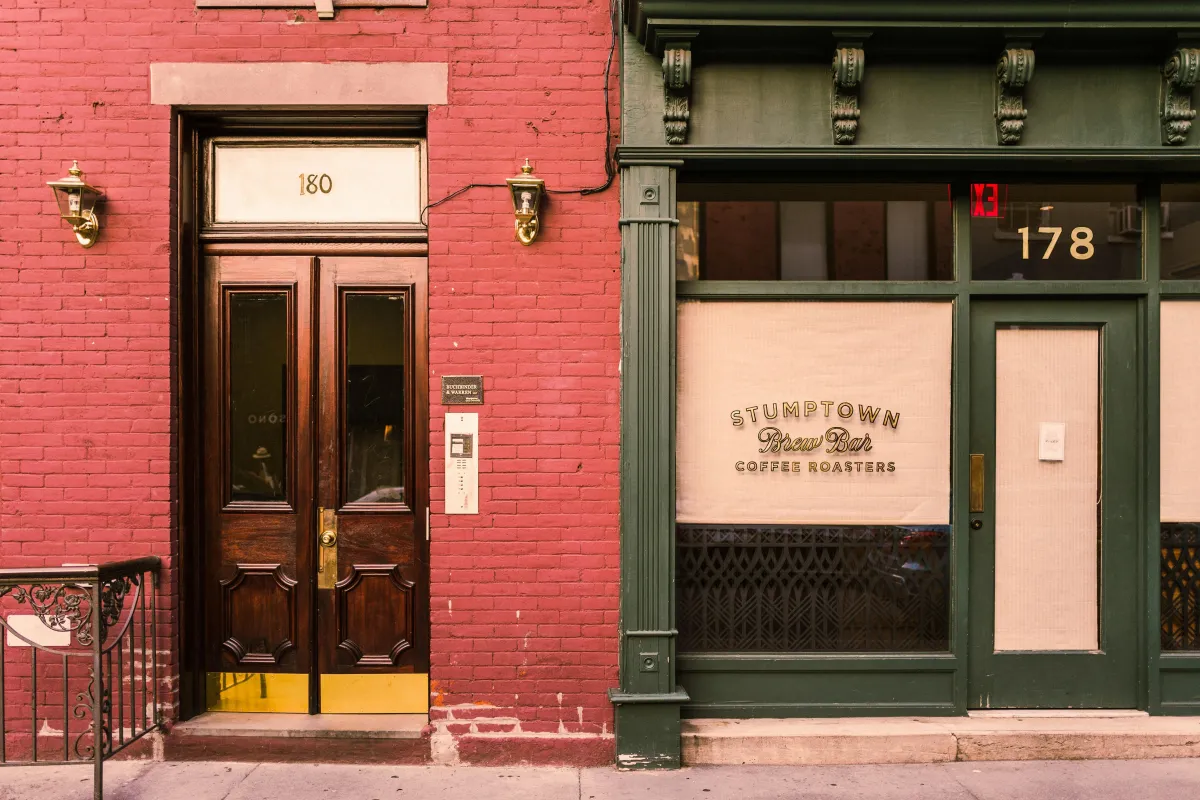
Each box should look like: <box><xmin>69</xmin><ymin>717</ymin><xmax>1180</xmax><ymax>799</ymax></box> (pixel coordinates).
<box><xmin>334</xmin><ymin>564</ymin><xmax>416</xmax><ymax>668</ymax></box>
<box><xmin>219</xmin><ymin>563</ymin><xmax>300</xmax><ymax>668</ymax></box>
<box><xmin>216</xmin><ymin>516</ymin><xmax>302</xmax><ymax>561</ymax></box>
<box><xmin>203</xmin><ymin>255</ymin><xmax>315</xmax><ymax>675</ymax></box>
<box><xmin>317</xmin><ymin>257</ymin><xmax>429</xmax><ymax>676</ymax></box>
<box><xmin>335</xmin><ymin>515</ymin><xmax>417</xmax><ymax>561</ymax></box>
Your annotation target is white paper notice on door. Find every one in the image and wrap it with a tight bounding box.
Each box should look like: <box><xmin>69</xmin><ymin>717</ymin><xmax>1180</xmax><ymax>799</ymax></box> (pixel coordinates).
<box><xmin>1039</xmin><ymin>422</ymin><xmax>1066</xmax><ymax>461</ymax></box>
<box><xmin>445</xmin><ymin>413</ymin><xmax>479</xmax><ymax>515</ymax></box>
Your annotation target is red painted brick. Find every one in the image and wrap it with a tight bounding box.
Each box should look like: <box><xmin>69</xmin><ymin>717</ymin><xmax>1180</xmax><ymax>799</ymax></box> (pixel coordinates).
<box><xmin>4</xmin><ymin>0</ymin><xmax>620</xmax><ymax>764</ymax></box>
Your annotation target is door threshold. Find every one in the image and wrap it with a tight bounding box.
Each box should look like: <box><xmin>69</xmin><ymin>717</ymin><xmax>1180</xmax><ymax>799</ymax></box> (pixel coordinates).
<box><xmin>175</xmin><ymin>711</ymin><xmax>427</xmax><ymax>740</ymax></box>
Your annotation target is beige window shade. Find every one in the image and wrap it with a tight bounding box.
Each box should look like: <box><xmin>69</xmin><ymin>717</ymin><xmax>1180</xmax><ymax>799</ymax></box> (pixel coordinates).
<box><xmin>1162</xmin><ymin>301</ymin><xmax>1200</xmax><ymax>522</ymax></box>
<box><xmin>993</xmin><ymin>328</ymin><xmax>1099</xmax><ymax>652</ymax></box>
<box><xmin>675</xmin><ymin>301</ymin><xmax>952</xmax><ymax>525</ymax></box>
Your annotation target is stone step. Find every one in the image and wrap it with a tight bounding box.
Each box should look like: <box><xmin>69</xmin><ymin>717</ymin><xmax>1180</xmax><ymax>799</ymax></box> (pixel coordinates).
<box><xmin>682</xmin><ymin>714</ymin><xmax>1200</xmax><ymax>766</ymax></box>
<box><xmin>161</xmin><ymin>713</ymin><xmax>431</xmax><ymax>763</ymax></box>
<box><xmin>172</xmin><ymin>712</ymin><xmax>427</xmax><ymax>739</ymax></box>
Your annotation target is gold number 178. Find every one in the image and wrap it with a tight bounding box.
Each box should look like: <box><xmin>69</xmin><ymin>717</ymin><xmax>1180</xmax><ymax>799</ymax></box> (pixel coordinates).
<box><xmin>1018</xmin><ymin>226</ymin><xmax>1094</xmax><ymax>260</ymax></box>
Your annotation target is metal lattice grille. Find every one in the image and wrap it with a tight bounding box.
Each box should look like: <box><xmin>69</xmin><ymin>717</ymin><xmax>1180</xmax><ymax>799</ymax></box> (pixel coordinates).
<box><xmin>677</xmin><ymin>525</ymin><xmax>950</xmax><ymax>653</ymax></box>
<box><xmin>1162</xmin><ymin>523</ymin><xmax>1200</xmax><ymax>650</ymax></box>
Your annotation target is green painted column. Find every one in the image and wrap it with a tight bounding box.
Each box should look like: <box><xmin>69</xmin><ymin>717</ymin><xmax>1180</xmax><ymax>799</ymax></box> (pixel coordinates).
<box><xmin>610</xmin><ymin>160</ymin><xmax>689</xmax><ymax>768</ymax></box>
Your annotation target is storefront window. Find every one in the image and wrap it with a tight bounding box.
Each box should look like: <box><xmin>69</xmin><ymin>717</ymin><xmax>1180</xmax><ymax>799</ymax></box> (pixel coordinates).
<box><xmin>676</xmin><ymin>184</ymin><xmax>953</xmax><ymax>281</ymax></box>
<box><xmin>674</xmin><ymin>301</ymin><xmax>953</xmax><ymax>653</ymax></box>
<box><xmin>1160</xmin><ymin>301</ymin><xmax>1200</xmax><ymax>650</ymax></box>
<box><xmin>969</xmin><ymin>184</ymin><xmax>1141</xmax><ymax>280</ymax></box>
<box><xmin>1161</xmin><ymin>185</ymin><xmax>1200</xmax><ymax>279</ymax></box>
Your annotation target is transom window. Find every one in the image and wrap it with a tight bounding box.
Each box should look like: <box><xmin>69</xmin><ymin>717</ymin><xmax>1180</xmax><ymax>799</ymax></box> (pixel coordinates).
<box><xmin>677</xmin><ymin>184</ymin><xmax>952</xmax><ymax>281</ymax></box>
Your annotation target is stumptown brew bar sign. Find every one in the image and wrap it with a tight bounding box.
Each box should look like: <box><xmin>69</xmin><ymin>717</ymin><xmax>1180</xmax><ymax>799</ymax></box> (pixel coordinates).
<box><xmin>675</xmin><ymin>301</ymin><xmax>950</xmax><ymax>526</ymax></box>
<box><xmin>730</xmin><ymin>400</ymin><xmax>899</xmax><ymax>475</ymax></box>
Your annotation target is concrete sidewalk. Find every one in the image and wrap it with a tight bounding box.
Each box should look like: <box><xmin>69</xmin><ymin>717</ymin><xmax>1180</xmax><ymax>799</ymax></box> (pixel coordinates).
<box><xmin>3</xmin><ymin>759</ymin><xmax>1200</xmax><ymax>800</ymax></box>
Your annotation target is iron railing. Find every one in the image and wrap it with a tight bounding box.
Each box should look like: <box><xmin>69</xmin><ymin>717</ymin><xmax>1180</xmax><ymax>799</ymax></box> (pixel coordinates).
<box><xmin>0</xmin><ymin>557</ymin><xmax>161</xmax><ymax>799</ymax></box>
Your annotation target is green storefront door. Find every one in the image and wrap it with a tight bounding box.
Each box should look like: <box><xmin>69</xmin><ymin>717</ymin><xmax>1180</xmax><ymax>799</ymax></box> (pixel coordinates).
<box><xmin>968</xmin><ymin>300</ymin><xmax>1140</xmax><ymax>709</ymax></box>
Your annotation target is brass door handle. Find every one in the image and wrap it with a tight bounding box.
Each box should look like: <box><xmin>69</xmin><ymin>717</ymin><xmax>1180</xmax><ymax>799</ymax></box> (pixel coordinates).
<box><xmin>320</xmin><ymin>530</ymin><xmax>337</xmax><ymax>547</ymax></box>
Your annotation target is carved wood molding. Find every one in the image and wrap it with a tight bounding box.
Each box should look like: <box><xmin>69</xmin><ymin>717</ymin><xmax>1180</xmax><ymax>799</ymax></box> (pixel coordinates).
<box><xmin>996</xmin><ymin>46</ymin><xmax>1035</xmax><ymax>145</ymax></box>
<box><xmin>1162</xmin><ymin>47</ymin><xmax>1200</xmax><ymax>145</ymax></box>
<box><xmin>662</xmin><ymin>34</ymin><xmax>696</xmax><ymax>146</ymax></box>
<box><xmin>832</xmin><ymin>44</ymin><xmax>865</xmax><ymax>145</ymax></box>
<box><xmin>219</xmin><ymin>563</ymin><xmax>297</xmax><ymax>665</ymax></box>
<box><xmin>334</xmin><ymin>564</ymin><xmax>415</xmax><ymax>666</ymax></box>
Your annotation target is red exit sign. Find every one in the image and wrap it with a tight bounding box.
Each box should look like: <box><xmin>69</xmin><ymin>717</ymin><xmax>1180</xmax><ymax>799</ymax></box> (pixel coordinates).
<box><xmin>971</xmin><ymin>183</ymin><xmax>1006</xmax><ymax>218</ymax></box>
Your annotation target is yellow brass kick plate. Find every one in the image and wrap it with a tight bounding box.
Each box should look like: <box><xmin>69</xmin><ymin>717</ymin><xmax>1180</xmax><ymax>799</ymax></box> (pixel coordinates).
<box><xmin>318</xmin><ymin>506</ymin><xmax>338</xmax><ymax>589</ymax></box>
<box><xmin>970</xmin><ymin>453</ymin><xmax>985</xmax><ymax>513</ymax></box>
<box><xmin>320</xmin><ymin>673</ymin><xmax>429</xmax><ymax>714</ymax></box>
<box><xmin>205</xmin><ymin>672</ymin><xmax>308</xmax><ymax>713</ymax></box>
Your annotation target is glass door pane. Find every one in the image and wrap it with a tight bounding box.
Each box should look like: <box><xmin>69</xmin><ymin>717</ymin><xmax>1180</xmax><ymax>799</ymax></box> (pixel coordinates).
<box><xmin>343</xmin><ymin>292</ymin><xmax>406</xmax><ymax>504</ymax></box>
<box><xmin>227</xmin><ymin>291</ymin><xmax>290</xmax><ymax>504</ymax></box>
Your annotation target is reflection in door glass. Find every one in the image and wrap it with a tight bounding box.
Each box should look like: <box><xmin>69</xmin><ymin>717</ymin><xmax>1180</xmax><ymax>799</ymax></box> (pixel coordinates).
<box><xmin>229</xmin><ymin>293</ymin><xmax>288</xmax><ymax>502</ymax></box>
<box><xmin>345</xmin><ymin>293</ymin><xmax>405</xmax><ymax>504</ymax></box>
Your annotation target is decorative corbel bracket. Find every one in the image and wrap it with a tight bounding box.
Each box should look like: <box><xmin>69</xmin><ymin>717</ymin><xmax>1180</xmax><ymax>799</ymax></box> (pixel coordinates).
<box><xmin>662</xmin><ymin>35</ymin><xmax>696</xmax><ymax>146</ymax></box>
<box><xmin>996</xmin><ymin>45</ymin><xmax>1035</xmax><ymax>145</ymax></box>
<box><xmin>1162</xmin><ymin>47</ymin><xmax>1200</xmax><ymax>145</ymax></box>
<box><xmin>831</xmin><ymin>41</ymin><xmax>866</xmax><ymax>145</ymax></box>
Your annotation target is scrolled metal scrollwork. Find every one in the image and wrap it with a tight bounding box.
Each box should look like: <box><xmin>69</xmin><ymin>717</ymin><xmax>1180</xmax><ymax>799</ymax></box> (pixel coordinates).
<box><xmin>0</xmin><ymin>582</ymin><xmax>93</xmax><ymax>645</ymax></box>
<box><xmin>73</xmin><ymin>667</ymin><xmax>98</xmax><ymax>759</ymax></box>
<box><xmin>71</xmin><ymin>665</ymin><xmax>113</xmax><ymax>760</ymax></box>
<box><xmin>98</xmin><ymin>575</ymin><xmax>137</xmax><ymax>643</ymax></box>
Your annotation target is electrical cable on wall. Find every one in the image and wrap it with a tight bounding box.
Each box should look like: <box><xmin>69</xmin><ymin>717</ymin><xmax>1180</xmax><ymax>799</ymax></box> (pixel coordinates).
<box><xmin>420</xmin><ymin>0</ymin><xmax>619</xmax><ymax>225</ymax></box>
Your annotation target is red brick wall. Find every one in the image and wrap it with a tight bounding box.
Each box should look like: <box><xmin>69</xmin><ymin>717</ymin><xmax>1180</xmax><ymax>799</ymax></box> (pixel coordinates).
<box><xmin>0</xmin><ymin>0</ymin><xmax>620</xmax><ymax>764</ymax></box>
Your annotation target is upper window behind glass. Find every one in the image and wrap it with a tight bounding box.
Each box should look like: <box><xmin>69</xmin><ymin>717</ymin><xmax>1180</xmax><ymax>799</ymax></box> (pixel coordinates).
<box><xmin>969</xmin><ymin>184</ymin><xmax>1141</xmax><ymax>281</ymax></box>
<box><xmin>677</xmin><ymin>184</ymin><xmax>953</xmax><ymax>281</ymax></box>
<box><xmin>1162</xmin><ymin>185</ymin><xmax>1200</xmax><ymax>279</ymax></box>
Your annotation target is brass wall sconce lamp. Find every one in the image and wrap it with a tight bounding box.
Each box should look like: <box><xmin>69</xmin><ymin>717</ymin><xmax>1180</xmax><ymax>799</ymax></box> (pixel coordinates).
<box><xmin>506</xmin><ymin>159</ymin><xmax>545</xmax><ymax>245</ymax></box>
<box><xmin>48</xmin><ymin>161</ymin><xmax>103</xmax><ymax>248</ymax></box>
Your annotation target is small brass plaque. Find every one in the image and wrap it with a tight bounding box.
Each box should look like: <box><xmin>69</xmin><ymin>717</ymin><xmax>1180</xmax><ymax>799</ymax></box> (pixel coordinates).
<box><xmin>970</xmin><ymin>453</ymin><xmax>985</xmax><ymax>514</ymax></box>
<box><xmin>441</xmin><ymin>375</ymin><xmax>484</xmax><ymax>405</ymax></box>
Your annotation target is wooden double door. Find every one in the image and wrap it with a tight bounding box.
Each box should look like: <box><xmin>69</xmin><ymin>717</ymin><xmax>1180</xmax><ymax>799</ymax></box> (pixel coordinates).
<box><xmin>202</xmin><ymin>255</ymin><xmax>428</xmax><ymax>714</ymax></box>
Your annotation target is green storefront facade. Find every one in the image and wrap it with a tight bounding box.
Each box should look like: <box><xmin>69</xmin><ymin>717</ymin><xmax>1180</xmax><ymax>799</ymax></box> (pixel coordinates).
<box><xmin>611</xmin><ymin>2</ymin><xmax>1200</xmax><ymax>769</ymax></box>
